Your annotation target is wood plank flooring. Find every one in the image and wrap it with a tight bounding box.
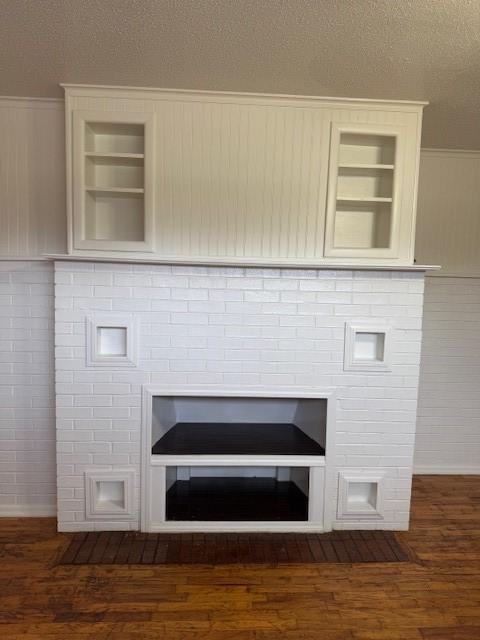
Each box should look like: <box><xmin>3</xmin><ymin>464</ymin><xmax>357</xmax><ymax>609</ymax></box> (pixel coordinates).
<box><xmin>1</xmin><ymin>475</ymin><xmax>479</xmax><ymax>639</ymax></box>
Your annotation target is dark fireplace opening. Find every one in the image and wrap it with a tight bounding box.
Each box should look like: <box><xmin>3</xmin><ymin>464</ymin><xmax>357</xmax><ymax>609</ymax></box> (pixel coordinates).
<box><xmin>165</xmin><ymin>466</ymin><xmax>310</xmax><ymax>521</ymax></box>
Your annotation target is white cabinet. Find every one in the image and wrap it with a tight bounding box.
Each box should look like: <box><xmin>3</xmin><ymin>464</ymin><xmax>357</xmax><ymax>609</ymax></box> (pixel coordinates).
<box><xmin>64</xmin><ymin>85</ymin><xmax>425</xmax><ymax>266</ymax></box>
<box><xmin>70</xmin><ymin>110</ymin><xmax>155</xmax><ymax>252</ymax></box>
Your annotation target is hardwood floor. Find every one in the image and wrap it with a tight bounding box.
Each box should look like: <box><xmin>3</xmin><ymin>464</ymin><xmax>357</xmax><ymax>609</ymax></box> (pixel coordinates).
<box><xmin>0</xmin><ymin>475</ymin><xmax>479</xmax><ymax>639</ymax></box>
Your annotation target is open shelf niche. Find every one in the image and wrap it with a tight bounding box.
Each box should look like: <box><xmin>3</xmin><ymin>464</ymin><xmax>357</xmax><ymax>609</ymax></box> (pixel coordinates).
<box><xmin>83</xmin><ymin>122</ymin><xmax>145</xmax><ymax>243</ymax></box>
<box><xmin>326</xmin><ymin>129</ymin><xmax>400</xmax><ymax>255</ymax></box>
<box><xmin>143</xmin><ymin>390</ymin><xmax>331</xmax><ymax>531</ymax></box>
<box><xmin>165</xmin><ymin>466</ymin><xmax>310</xmax><ymax>521</ymax></box>
<box><xmin>151</xmin><ymin>395</ymin><xmax>327</xmax><ymax>457</ymax></box>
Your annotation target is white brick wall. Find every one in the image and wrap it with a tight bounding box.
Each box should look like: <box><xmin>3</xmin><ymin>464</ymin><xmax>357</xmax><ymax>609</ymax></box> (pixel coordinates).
<box><xmin>55</xmin><ymin>261</ymin><xmax>425</xmax><ymax>531</ymax></box>
<box><xmin>415</xmin><ymin>276</ymin><xmax>480</xmax><ymax>472</ymax></box>
<box><xmin>0</xmin><ymin>260</ymin><xmax>56</xmax><ymax>515</ymax></box>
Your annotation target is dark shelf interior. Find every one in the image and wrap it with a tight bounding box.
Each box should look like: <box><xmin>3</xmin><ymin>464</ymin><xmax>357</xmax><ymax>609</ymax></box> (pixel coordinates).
<box><xmin>166</xmin><ymin>477</ymin><xmax>309</xmax><ymax>521</ymax></box>
<box><xmin>152</xmin><ymin>422</ymin><xmax>325</xmax><ymax>456</ymax></box>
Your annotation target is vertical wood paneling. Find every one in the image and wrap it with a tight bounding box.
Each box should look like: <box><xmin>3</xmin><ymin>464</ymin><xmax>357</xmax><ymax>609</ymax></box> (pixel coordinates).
<box><xmin>0</xmin><ymin>98</ymin><xmax>66</xmax><ymax>257</ymax></box>
<box><xmin>415</xmin><ymin>150</ymin><xmax>480</xmax><ymax>276</ymax></box>
<box><xmin>65</xmin><ymin>90</ymin><xmax>423</xmax><ymax>263</ymax></box>
<box><xmin>153</xmin><ymin>99</ymin><xmax>327</xmax><ymax>260</ymax></box>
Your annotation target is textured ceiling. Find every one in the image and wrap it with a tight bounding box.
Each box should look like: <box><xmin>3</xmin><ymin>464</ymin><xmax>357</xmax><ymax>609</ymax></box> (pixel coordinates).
<box><xmin>0</xmin><ymin>0</ymin><xmax>479</xmax><ymax>149</ymax></box>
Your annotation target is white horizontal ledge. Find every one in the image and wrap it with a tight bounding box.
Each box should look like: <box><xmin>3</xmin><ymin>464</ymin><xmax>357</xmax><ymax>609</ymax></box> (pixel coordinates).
<box><xmin>150</xmin><ymin>455</ymin><xmax>326</xmax><ymax>467</ymax></box>
<box><xmin>45</xmin><ymin>254</ymin><xmax>441</xmax><ymax>272</ymax></box>
<box><xmin>149</xmin><ymin>522</ymin><xmax>325</xmax><ymax>533</ymax></box>
<box><xmin>61</xmin><ymin>83</ymin><xmax>428</xmax><ymax>108</ymax></box>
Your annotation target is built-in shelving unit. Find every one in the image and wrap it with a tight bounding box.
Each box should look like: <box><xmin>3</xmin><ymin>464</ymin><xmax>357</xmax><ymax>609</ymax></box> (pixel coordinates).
<box><xmin>166</xmin><ymin>471</ymin><xmax>310</xmax><ymax>521</ymax></box>
<box><xmin>65</xmin><ymin>85</ymin><xmax>425</xmax><ymax>265</ymax></box>
<box><xmin>71</xmin><ymin>111</ymin><xmax>154</xmax><ymax>251</ymax></box>
<box><xmin>142</xmin><ymin>389</ymin><xmax>334</xmax><ymax>532</ymax></box>
<box><xmin>325</xmin><ymin>125</ymin><xmax>407</xmax><ymax>258</ymax></box>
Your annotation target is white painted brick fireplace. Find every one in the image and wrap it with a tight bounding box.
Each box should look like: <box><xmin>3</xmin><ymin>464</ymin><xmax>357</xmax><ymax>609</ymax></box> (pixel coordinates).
<box><xmin>54</xmin><ymin>260</ymin><xmax>424</xmax><ymax>532</ymax></box>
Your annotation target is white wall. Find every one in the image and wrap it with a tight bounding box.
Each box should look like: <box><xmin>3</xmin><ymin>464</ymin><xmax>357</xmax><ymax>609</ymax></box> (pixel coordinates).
<box><xmin>415</xmin><ymin>277</ymin><xmax>480</xmax><ymax>472</ymax></box>
<box><xmin>414</xmin><ymin>150</ymin><xmax>480</xmax><ymax>473</ymax></box>
<box><xmin>0</xmin><ymin>98</ymin><xmax>64</xmax><ymax>515</ymax></box>
<box><xmin>0</xmin><ymin>261</ymin><xmax>56</xmax><ymax>515</ymax></box>
<box><xmin>415</xmin><ymin>150</ymin><xmax>480</xmax><ymax>277</ymax></box>
<box><xmin>0</xmin><ymin>98</ymin><xmax>66</xmax><ymax>257</ymax></box>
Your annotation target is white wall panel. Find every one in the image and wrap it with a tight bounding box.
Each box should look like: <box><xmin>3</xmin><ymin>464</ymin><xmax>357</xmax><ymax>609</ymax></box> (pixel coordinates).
<box><xmin>415</xmin><ymin>150</ymin><xmax>480</xmax><ymax>277</ymax></box>
<box><xmin>154</xmin><ymin>101</ymin><xmax>327</xmax><ymax>260</ymax></box>
<box><xmin>415</xmin><ymin>276</ymin><xmax>480</xmax><ymax>472</ymax></box>
<box><xmin>0</xmin><ymin>261</ymin><xmax>56</xmax><ymax>515</ymax></box>
<box><xmin>0</xmin><ymin>98</ymin><xmax>66</xmax><ymax>257</ymax></box>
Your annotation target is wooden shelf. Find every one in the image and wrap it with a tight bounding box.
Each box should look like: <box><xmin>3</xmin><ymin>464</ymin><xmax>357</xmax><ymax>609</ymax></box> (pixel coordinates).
<box><xmin>336</xmin><ymin>196</ymin><xmax>393</xmax><ymax>203</ymax></box>
<box><xmin>338</xmin><ymin>163</ymin><xmax>394</xmax><ymax>170</ymax></box>
<box><xmin>152</xmin><ymin>422</ymin><xmax>325</xmax><ymax>456</ymax></box>
<box><xmin>85</xmin><ymin>186</ymin><xmax>144</xmax><ymax>194</ymax></box>
<box><xmin>85</xmin><ymin>152</ymin><xmax>145</xmax><ymax>159</ymax></box>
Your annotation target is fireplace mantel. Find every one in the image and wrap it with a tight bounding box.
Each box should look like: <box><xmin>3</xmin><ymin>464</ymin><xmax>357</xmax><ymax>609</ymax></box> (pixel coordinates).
<box><xmin>47</xmin><ymin>253</ymin><xmax>440</xmax><ymax>272</ymax></box>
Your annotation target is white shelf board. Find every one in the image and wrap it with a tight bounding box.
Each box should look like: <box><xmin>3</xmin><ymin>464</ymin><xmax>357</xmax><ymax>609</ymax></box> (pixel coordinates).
<box><xmin>336</xmin><ymin>196</ymin><xmax>393</xmax><ymax>203</ymax></box>
<box><xmin>149</xmin><ymin>522</ymin><xmax>326</xmax><ymax>533</ymax></box>
<box><xmin>338</xmin><ymin>163</ymin><xmax>394</xmax><ymax>170</ymax></box>
<box><xmin>85</xmin><ymin>152</ymin><xmax>144</xmax><ymax>159</ymax></box>
<box><xmin>45</xmin><ymin>253</ymin><xmax>441</xmax><ymax>272</ymax></box>
<box><xmin>150</xmin><ymin>454</ymin><xmax>326</xmax><ymax>467</ymax></box>
<box><xmin>85</xmin><ymin>186</ymin><xmax>144</xmax><ymax>194</ymax></box>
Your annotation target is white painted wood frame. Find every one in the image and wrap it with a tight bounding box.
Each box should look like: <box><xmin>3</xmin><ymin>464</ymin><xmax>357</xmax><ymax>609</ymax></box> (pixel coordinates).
<box><xmin>64</xmin><ymin>84</ymin><xmax>425</xmax><ymax>267</ymax></box>
<box><xmin>69</xmin><ymin>109</ymin><xmax>155</xmax><ymax>252</ymax></box>
<box><xmin>324</xmin><ymin>122</ymin><xmax>407</xmax><ymax>260</ymax></box>
<box><xmin>141</xmin><ymin>387</ymin><xmax>336</xmax><ymax>533</ymax></box>
<box><xmin>343</xmin><ymin>321</ymin><xmax>392</xmax><ymax>372</ymax></box>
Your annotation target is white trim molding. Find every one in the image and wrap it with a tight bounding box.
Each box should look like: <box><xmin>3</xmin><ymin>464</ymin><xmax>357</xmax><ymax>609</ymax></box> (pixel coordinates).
<box><xmin>141</xmin><ymin>385</ymin><xmax>336</xmax><ymax>533</ymax></box>
<box><xmin>344</xmin><ymin>322</ymin><xmax>392</xmax><ymax>372</ymax></box>
<box><xmin>337</xmin><ymin>471</ymin><xmax>386</xmax><ymax>520</ymax></box>
<box><xmin>85</xmin><ymin>469</ymin><xmax>135</xmax><ymax>520</ymax></box>
<box><xmin>414</xmin><ymin>465</ymin><xmax>480</xmax><ymax>475</ymax></box>
<box><xmin>86</xmin><ymin>315</ymin><xmax>138</xmax><ymax>367</ymax></box>
<box><xmin>0</xmin><ymin>505</ymin><xmax>57</xmax><ymax>517</ymax></box>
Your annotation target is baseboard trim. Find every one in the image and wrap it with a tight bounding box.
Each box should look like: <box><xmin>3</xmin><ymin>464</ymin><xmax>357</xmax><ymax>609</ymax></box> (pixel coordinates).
<box><xmin>0</xmin><ymin>505</ymin><xmax>57</xmax><ymax>517</ymax></box>
<box><xmin>414</xmin><ymin>465</ymin><xmax>480</xmax><ymax>475</ymax></box>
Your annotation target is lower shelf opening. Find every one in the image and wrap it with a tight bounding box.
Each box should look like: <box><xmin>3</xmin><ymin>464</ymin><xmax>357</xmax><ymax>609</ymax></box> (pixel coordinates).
<box><xmin>165</xmin><ymin>467</ymin><xmax>309</xmax><ymax>521</ymax></box>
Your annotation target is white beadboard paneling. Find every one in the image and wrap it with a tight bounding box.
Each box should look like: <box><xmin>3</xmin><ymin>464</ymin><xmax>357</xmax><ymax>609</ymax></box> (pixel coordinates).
<box><xmin>154</xmin><ymin>100</ymin><xmax>327</xmax><ymax>260</ymax></box>
<box><xmin>0</xmin><ymin>260</ymin><xmax>56</xmax><ymax>516</ymax></box>
<box><xmin>65</xmin><ymin>86</ymin><xmax>424</xmax><ymax>265</ymax></box>
<box><xmin>415</xmin><ymin>149</ymin><xmax>480</xmax><ymax>277</ymax></box>
<box><xmin>415</xmin><ymin>276</ymin><xmax>480</xmax><ymax>473</ymax></box>
<box><xmin>0</xmin><ymin>98</ymin><xmax>66</xmax><ymax>257</ymax></box>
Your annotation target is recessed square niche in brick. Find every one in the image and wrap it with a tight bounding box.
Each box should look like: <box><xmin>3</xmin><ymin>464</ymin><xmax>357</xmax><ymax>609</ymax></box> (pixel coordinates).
<box><xmin>97</xmin><ymin>326</ymin><xmax>127</xmax><ymax>356</ymax></box>
<box><xmin>86</xmin><ymin>315</ymin><xmax>138</xmax><ymax>367</ymax></box>
<box><xmin>337</xmin><ymin>472</ymin><xmax>385</xmax><ymax>520</ymax></box>
<box><xmin>344</xmin><ymin>322</ymin><xmax>391</xmax><ymax>371</ymax></box>
<box><xmin>85</xmin><ymin>469</ymin><xmax>135</xmax><ymax>520</ymax></box>
<box><xmin>97</xmin><ymin>480</ymin><xmax>124</xmax><ymax>508</ymax></box>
